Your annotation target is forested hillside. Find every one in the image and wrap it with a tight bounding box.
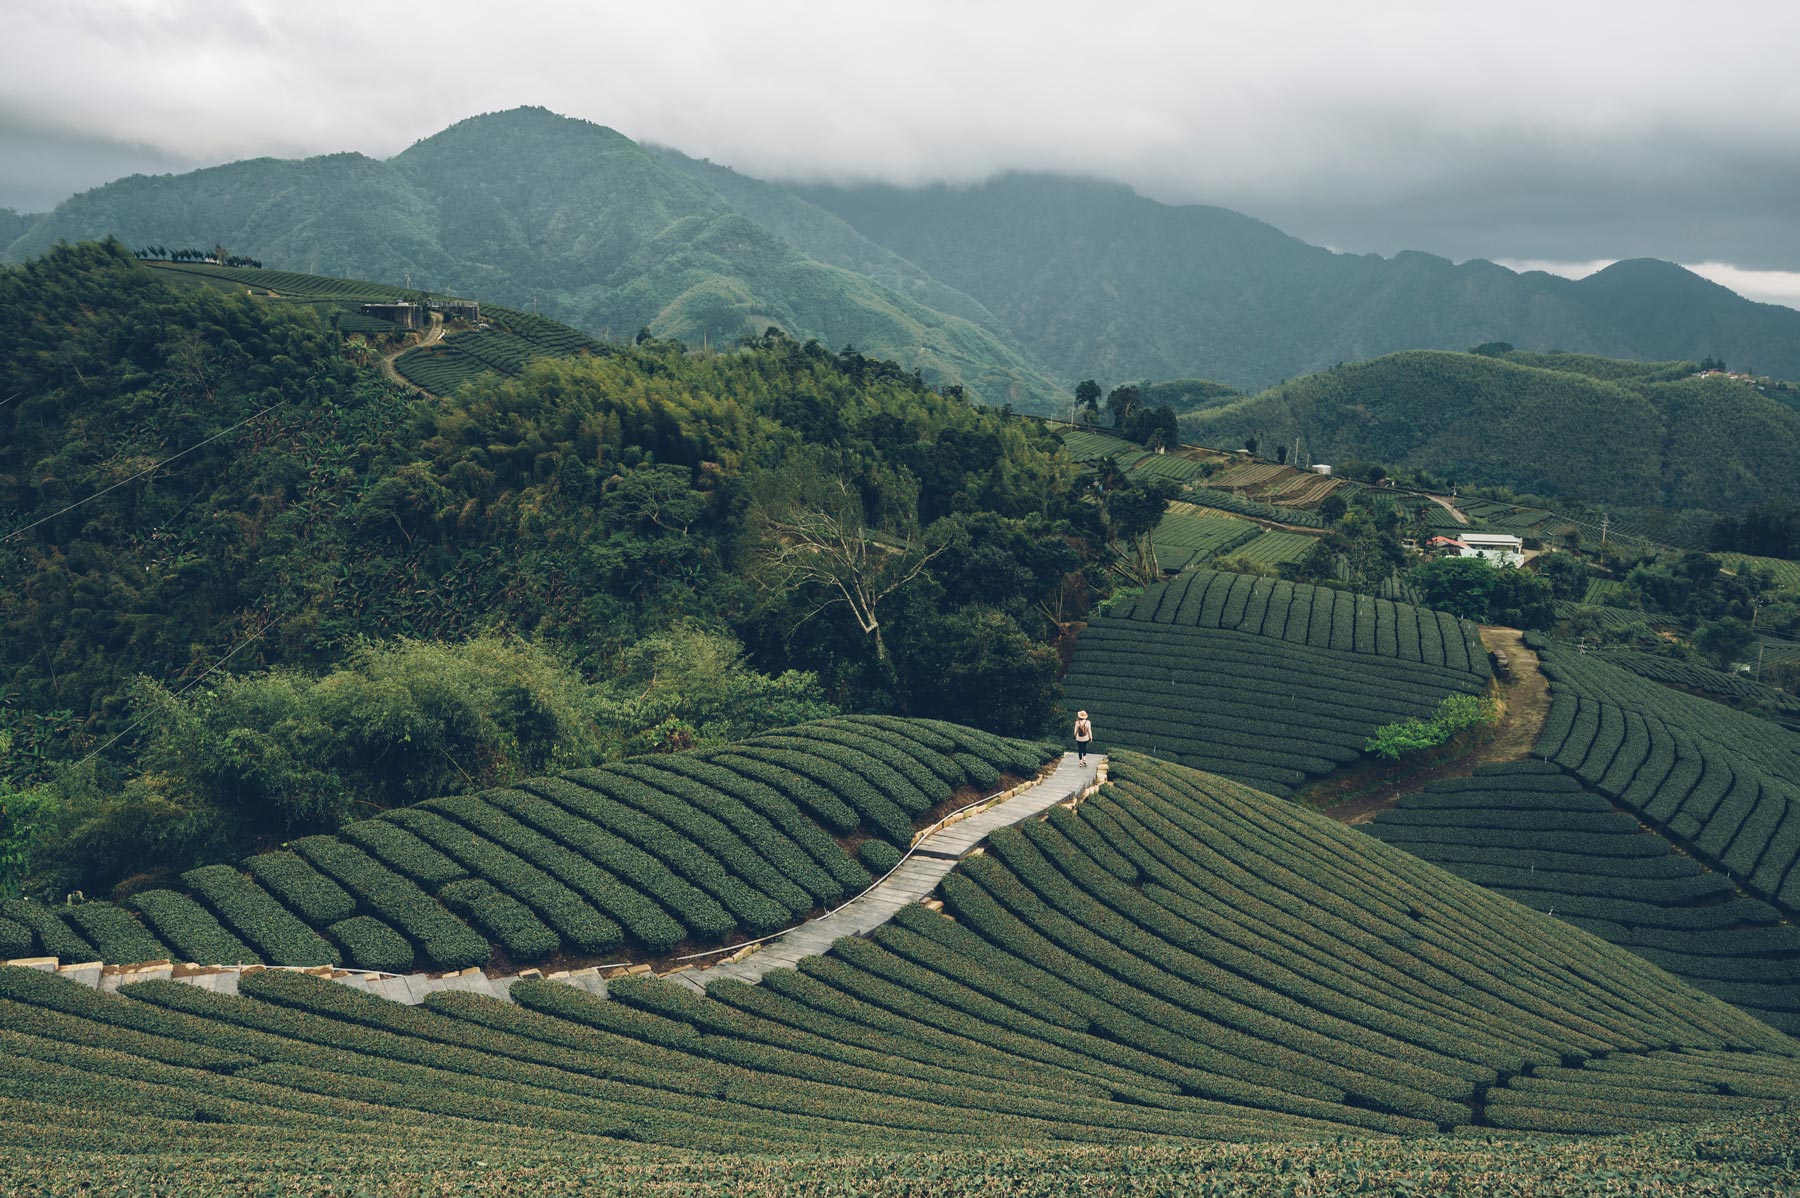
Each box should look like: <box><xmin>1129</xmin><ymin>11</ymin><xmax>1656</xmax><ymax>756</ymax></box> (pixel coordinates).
<box><xmin>797</xmin><ymin>175</ymin><xmax>1800</xmax><ymax>387</ymax></box>
<box><xmin>13</xmin><ymin>107</ymin><xmax>1800</xmax><ymax>408</ymax></box>
<box><xmin>2</xmin><ymin>110</ymin><xmax>1062</xmax><ymax>410</ymax></box>
<box><xmin>0</xmin><ymin>243</ymin><xmax>1122</xmax><ymax>896</ymax></box>
<box><xmin>1180</xmin><ymin>349</ymin><xmax>1800</xmax><ymax>521</ymax></box>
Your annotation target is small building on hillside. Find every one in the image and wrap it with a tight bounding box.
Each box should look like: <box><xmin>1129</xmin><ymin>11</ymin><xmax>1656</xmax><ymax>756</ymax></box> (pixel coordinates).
<box><xmin>358</xmin><ymin>302</ymin><xmax>424</xmax><ymax>330</ymax></box>
<box><xmin>1426</xmin><ymin>535</ymin><xmax>1468</xmax><ymax>554</ymax></box>
<box><xmin>1457</xmin><ymin>532</ymin><xmax>1525</xmax><ymax>567</ymax></box>
<box><xmin>1311</xmin><ymin>464</ymin><xmax>1332</xmax><ymax>476</ymax></box>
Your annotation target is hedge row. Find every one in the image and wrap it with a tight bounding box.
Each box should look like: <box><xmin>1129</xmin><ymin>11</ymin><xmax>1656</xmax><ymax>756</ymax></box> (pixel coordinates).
<box><xmin>124</xmin><ymin>891</ymin><xmax>259</xmax><ymax>965</ymax></box>
<box><xmin>290</xmin><ymin>838</ymin><xmax>488</xmax><ymax>972</ymax></box>
<box><xmin>178</xmin><ymin>866</ymin><xmax>335</xmax><ymax>967</ymax></box>
<box><xmin>327</xmin><ymin>915</ymin><xmax>415</xmax><ymax>973</ymax></box>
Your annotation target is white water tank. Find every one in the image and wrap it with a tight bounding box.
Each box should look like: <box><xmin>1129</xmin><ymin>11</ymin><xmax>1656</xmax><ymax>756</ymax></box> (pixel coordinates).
<box><xmin>1312</xmin><ymin>464</ymin><xmax>1332</xmax><ymax>475</ymax></box>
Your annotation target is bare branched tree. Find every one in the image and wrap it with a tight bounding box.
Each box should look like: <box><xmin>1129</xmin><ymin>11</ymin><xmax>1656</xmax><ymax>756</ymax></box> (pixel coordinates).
<box><xmin>753</xmin><ymin>474</ymin><xmax>943</xmax><ymax>663</ymax></box>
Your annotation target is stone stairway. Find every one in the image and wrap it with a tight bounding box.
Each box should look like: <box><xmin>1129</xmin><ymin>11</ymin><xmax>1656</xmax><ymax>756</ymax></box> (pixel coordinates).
<box><xmin>4</xmin><ymin>753</ymin><xmax>1104</xmax><ymax>1006</ymax></box>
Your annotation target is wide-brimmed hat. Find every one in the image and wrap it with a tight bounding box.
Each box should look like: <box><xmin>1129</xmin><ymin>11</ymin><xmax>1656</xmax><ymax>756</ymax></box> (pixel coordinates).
<box><xmin>1076</xmin><ymin>710</ymin><xmax>1089</xmax><ymax>719</ymax></box>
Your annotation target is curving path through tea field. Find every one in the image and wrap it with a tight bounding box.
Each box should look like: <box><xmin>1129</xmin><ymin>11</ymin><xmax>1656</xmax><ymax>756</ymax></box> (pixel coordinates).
<box><xmin>14</xmin><ymin>753</ymin><xmax>1104</xmax><ymax>1007</ymax></box>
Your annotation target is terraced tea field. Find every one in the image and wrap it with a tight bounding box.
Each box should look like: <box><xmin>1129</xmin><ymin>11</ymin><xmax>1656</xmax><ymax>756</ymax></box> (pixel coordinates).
<box><xmin>1149</xmin><ymin>505</ymin><xmax>1260</xmax><ymax>571</ymax></box>
<box><xmin>1598</xmin><ymin>650</ymin><xmax>1800</xmax><ymax>721</ymax></box>
<box><xmin>144</xmin><ymin>260</ymin><xmax>608</xmax><ymax>395</ymax></box>
<box><xmin>5</xmin><ymin>1118</ymin><xmax>1796</xmax><ymax>1197</ymax></box>
<box><xmin>395</xmin><ymin>304</ymin><xmax>609</xmax><ymax>393</ymax></box>
<box><xmin>1721</xmin><ymin>552</ymin><xmax>1800</xmax><ymax>594</ymax></box>
<box><xmin>0</xmin><ymin>719</ymin><xmax>1057</xmax><ymax>974</ymax></box>
<box><xmin>1366</xmin><ymin>761</ymin><xmax>1800</xmax><ymax>1034</ymax></box>
<box><xmin>5</xmin><ymin>752</ymin><xmax>1795</xmax><ymax>1164</ymax></box>
<box><xmin>1064</xmin><ymin>571</ymin><xmax>1490</xmax><ymax>794</ymax></box>
<box><xmin>1183</xmin><ymin>486</ymin><xmax>1328</xmax><ymax>526</ymax></box>
<box><xmin>1531</xmin><ymin>637</ymin><xmax>1800</xmax><ymax>915</ymax></box>
<box><xmin>1220</xmin><ymin>528</ymin><xmax>1319</xmax><ymax>566</ymax></box>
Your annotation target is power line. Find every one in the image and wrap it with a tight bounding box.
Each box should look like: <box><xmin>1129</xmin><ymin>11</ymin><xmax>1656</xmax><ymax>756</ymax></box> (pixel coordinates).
<box><xmin>1</xmin><ymin>399</ymin><xmax>286</xmax><ymax>544</ymax></box>
<box><xmin>70</xmin><ymin>613</ymin><xmax>280</xmax><ymax>769</ymax></box>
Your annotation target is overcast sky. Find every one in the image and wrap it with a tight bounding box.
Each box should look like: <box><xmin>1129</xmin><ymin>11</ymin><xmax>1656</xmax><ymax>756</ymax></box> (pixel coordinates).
<box><xmin>6</xmin><ymin>0</ymin><xmax>1799</xmax><ymax>304</ymax></box>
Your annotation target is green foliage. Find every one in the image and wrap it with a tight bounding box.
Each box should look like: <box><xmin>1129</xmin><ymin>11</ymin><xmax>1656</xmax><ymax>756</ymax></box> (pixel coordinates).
<box><xmin>856</xmin><ymin>838</ymin><xmax>904</xmax><ymax>875</ymax></box>
<box><xmin>1694</xmin><ymin>617</ymin><xmax>1757</xmax><ymax>670</ymax></box>
<box><xmin>124</xmin><ymin>889</ymin><xmax>259</xmax><ymax>965</ymax></box>
<box><xmin>26</xmin><ymin>636</ymin><xmax>598</xmax><ymax>896</ymax></box>
<box><xmin>0</xmin><ymin>246</ymin><xmax>1105</xmax><ymax>895</ymax></box>
<box><xmin>1065</xmin><ymin>570</ymin><xmax>1489</xmax><ymax>794</ymax></box>
<box><xmin>14</xmin><ymin>109</ymin><xmax>1065</xmax><ymax>410</ymax></box>
<box><xmin>0</xmin><ymin>776</ymin><xmax>56</xmax><ymax>898</ymax></box>
<box><xmin>436</xmin><ymin>879</ymin><xmax>557</xmax><ymax>964</ymax></box>
<box><xmin>1</xmin><ymin>748</ymin><xmax>1798</xmax><ymax>1168</ymax></box>
<box><xmin>1368</xmin><ymin>761</ymin><xmax>1800</xmax><ymax>1035</ymax></box>
<box><xmin>0</xmin><ymin>915</ymin><xmax>30</xmax><ymax>957</ymax></box>
<box><xmin>0</xmin><ymin>717</ymin><xmax>1052</xmax><ymax>970</ymax></box>
<box><xmin>1184</xmin><ymin>350</ymin><xmax>1800</xmax><ymax>522</ymax></box>
<box><xmin>326</xmin><ymin>914</ymin><xmax>415</xmax><ymax>973</ymax></box>
<box><xmin>1364</xmin><ymin>693</ymin><xmax>1501</xmax><ymax>760</ymax></box>
<box><xmin>1408</xmin><ymin>555</ymin><xmax>1556</xmax><ymax>628</ymax></box>
<box><xmin>178</xmin><ymin>864</ymin><xmax>335</xmax><ymax>967</ymax></box>
<box><xmin>1532</xmin><ymin>637</ymin><xmax>1800</xmax><ymax>914</ymax></box>
<box><xmin>1538</xmin><ymin>551</ymin><xmax>1590</xmax><ymax>600</ymax></box>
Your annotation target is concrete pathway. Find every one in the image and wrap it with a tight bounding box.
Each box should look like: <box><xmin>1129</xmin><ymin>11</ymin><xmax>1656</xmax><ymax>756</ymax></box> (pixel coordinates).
<box><xmin>6</xmin><ymin>754</ymin><xmax>1103</xmax><ymax>1006</ymax></box>
<box><xmin>671</xmin><ymin>752</ymin><xmax>1100</xmax><ymax>990</ymax></box>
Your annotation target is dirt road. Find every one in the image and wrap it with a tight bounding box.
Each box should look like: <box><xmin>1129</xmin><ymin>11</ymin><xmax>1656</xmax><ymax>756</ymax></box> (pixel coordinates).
<box><xmin>1308</xmin><ymin>626</ymin><xmax>1550</xmax><ymax>825</ymax></box>
<box><xmin>1424</xmin><ymin>493</ymin><xmax>1471</xmax><ymax>525</ymax></box>
<box><xmin>378</xmin><ymin>310</ymin><xmax>444</xmax><ymax>392</ymax></box>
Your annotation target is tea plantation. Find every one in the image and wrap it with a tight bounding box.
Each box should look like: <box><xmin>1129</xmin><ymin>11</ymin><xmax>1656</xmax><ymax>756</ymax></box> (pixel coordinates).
<box><xmin>1063</xmin><ymin>570</ymin><xmax>1490</xmax><ymax>794</ymax></box>
<box><xmin>0</xmin><ymin>718</ymin><xmax>1057</xmax><ymax>973</ymax></box>
<box><xmin>143</xmin><ymin>258</ymin><xmax>609</xmax><ymax>395</ymax></box>
<box><xmin>1366</xmin><ymin>761</ymin><xmax>1800</xmax><ymax>1034</ymax></box>
<box><xmin>394</xmin><ymin>305</ymin><xmax>610</xmax><ymax>393</ymax></box>
<box><xmin>1531</xmin><ymin>638</ymin><xmax>1800</xmax><ymax>915</ymax></box>
<box><xmin>4</xmin><ymin>752</ymin><xmax>1797</xmax><ymax>1174</ymax></box>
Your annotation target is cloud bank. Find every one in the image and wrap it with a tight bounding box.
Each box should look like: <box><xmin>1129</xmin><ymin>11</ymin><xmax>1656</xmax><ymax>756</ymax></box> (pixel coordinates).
<box><xmin>4</xmin><ymin>1</ymin><xmax>1797</xmax><ymax>282</ymax></box>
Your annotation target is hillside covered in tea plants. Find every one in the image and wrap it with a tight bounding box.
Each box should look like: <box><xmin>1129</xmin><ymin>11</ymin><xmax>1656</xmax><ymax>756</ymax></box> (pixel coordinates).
<box><xmin>7</xmin><ymin>237</ymin><xmax>1800</xmax><ymax>1195</ymax></box>
<box><xmin>2</xmin><ymin>717</ymin><xmax>1055</xmax><ymax>973</ymax></box>
<box><xmin>5</xmin><ymin>752</ymin><xmax>1799</xmax><ymax>1170</ymax></box>
<box><xmin>1063</xmin><ymin>569</ymin><xmax>1491</xmax><ymax>795</ymax></box>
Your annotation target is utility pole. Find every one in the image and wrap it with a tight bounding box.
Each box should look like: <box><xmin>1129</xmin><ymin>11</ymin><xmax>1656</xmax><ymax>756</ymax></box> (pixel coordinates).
<box><xmin>1600</xmin><ymin>514</ymin><xmax>1610</xmax><ymax>549</ymax></box>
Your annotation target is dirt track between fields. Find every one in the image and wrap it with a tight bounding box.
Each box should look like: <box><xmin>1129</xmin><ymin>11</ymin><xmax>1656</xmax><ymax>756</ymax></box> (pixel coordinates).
<box><xmin>379</xmin><ymin>310</ymin><xmax>444</xmax><ymax>392</ymax></box>
<box><xmin>1306</xmin><ymin>626</ymin><xmax>1550</xmax><ymax>825</ymax></box>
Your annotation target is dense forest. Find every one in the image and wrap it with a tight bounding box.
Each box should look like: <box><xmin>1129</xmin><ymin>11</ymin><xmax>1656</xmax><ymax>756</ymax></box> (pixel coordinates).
<box><xmin>0</xmin><ymin>242</ymin><xmax>1138</xmax><ymax>899</ymax></box>
<box><xmin>1180</xmin><ymin>349</ymin><xmax>1800</xmax><ymax>535</ymax></box>
<box><xmin>792</xmin><ymin>175</ymin><xmax>1800</xmax><ymax>387</ymax></box>
<box><xmin>3</xmin><ymin>109</ymin><xmax>1063</xmax><ymax>411</ymax></box>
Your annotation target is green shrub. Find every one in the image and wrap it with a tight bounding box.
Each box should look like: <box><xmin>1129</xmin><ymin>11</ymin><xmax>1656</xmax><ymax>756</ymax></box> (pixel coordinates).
<box><xmin>1366</xmin><ymin>694</ymin><xmax>1501</xmax><ymax>760</ymax></box>
<box><xmin>858</xmin><ymin>840</ymin><xmax>904</xmax><ymax>874</ymax></box>
<box><xmin>0</xmin><ymin>915</ymin><xmax>33</xmax><ymax>957</ymax></box>
<box><xmin>328</xmin><ymin>915</ymin><xmax>415</xmax><ymax>974</ymax></box>
<box><xmin>437</xmin><ymin>879</ymin><xmax>557</xmax><ymax>964</ymax></box>
<box><xmin>125</xmin><ymin>890</ymin><xmax>259</xmax><ymax>965</ymax></box>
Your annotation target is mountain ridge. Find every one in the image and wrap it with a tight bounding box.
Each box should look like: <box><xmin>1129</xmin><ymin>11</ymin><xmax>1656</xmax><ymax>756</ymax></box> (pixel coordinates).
<box><xmin>9</xmin><ymin>105</ymin><xmax>1799</xmax><ymax>399</ymax></box>
<box><xmin>796</xmin><ymin>173</ymin><xmax>1800</xmax><ymax>386</ymax></box>
<box><xmin>3</xmin><ymin>107</ymin><xmax>1065</xmax><ymax>410</ymax></box>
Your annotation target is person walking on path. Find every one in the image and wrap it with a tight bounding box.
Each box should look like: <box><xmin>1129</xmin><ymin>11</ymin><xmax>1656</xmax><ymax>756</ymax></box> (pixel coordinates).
<box><xmin>1073</xmin><ymin>710</ymin><xmax>1094</xmax><ymax>762</ymax></box>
